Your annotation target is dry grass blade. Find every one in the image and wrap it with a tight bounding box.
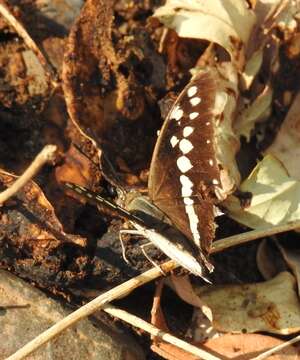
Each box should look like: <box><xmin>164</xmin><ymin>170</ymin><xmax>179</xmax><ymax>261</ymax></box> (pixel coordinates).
<box><xmin>251</xmin><ymin>333</ymin><xmax>300</xmax><ymax>359</ymax></box>
<box><xmin>0</xmin><ymin>145</ymin><xmax>57</xmax><ymax>206</ymax></box>
<box><xmin>6</xmin><ymin>219</ymin><xmax>300</xmax><ymax>360</ymax></box>
<box><xmin>0</xmin><ymin>1</ymin><xmax>59</xmax><ymax>87</ymax></box>
<box><xmin>103</xmin><ymin>304</ymin><xmax>220</xmax><ymax>360</ymax></box>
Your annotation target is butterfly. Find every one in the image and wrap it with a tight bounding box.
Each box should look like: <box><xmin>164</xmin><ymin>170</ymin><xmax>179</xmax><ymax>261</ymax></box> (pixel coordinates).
<box><xmin>65</xmin><ymin>68</ymin><xmax>222</xmax><ymax>280</ymax></box>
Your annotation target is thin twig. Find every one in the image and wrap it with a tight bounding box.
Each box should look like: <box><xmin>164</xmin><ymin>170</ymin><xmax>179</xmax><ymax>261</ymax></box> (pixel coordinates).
<box><xmin>0</xmin><ymin>1</ymin><xmax>59</xmax><ymax>87</ymax></box>
<box><xmin>211</xmin><ymin>220</ymin><xmax>300</xmax><ymax>254</ymax></box>
<box><xmin>5</xmin><ymin>260</ymin><xmax>178</xmax><ymax>360</ymax></box>
<box><xmin>6</xmin><ymin>219</ymin><xmax>300</xmax><ymax>360</ymax></box>
<box><xmin>103</xmin><ymin>304</ymin><xmax>220</xmax><ymax>360</ymax></box>
<box><xmin>251</xmin><ymin>333</ymin><xmax>300</xmax><ymax>360</ymax></box>
<box><xmin>0</xmin><ymin>145</ymin><xmax>57</xmax><ymax>205</ymax></box>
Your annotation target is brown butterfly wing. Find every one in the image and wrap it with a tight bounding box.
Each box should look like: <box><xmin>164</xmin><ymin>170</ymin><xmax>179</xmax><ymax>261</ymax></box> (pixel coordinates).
<box><xmin>148</xmin><ymin>70</ymin><xmax>220</xmax><ymax>257</ymax></box>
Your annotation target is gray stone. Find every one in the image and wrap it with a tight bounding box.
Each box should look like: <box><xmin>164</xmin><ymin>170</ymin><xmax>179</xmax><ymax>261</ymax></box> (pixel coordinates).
<box><xmin>0</xmin><ymin>270</ymin><xmax>145</xmax><ymax>360</ymax></box>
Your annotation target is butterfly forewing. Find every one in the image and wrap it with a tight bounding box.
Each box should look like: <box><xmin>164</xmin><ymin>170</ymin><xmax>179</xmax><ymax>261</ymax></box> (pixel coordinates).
<box><xmin>149</xmin><ymin>70</ymin><xmax>220</xmax><ymax>258</ymax></box>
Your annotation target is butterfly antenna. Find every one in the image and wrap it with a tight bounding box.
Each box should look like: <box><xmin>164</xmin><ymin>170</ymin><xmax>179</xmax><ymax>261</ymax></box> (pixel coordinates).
<box><xmin>63</xmin><ymin>182</ymin><xmax>147</xmax><ymax>228</ymax></box>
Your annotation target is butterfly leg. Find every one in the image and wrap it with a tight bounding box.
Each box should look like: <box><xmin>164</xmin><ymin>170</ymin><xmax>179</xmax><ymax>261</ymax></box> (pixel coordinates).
<box><xmin>119</xmin><ymin>229</ymin><xmax>145</xmax><ymax>264</ymax></box>
<box><xmin>140</xmin><ymin>243</ymin><xmax>167</xmax><ymax>276</ymax></box>
<box><xmin>119</xmin><ymin>229</ymin><xmax>165</xmax><ymax>274</ymax></box>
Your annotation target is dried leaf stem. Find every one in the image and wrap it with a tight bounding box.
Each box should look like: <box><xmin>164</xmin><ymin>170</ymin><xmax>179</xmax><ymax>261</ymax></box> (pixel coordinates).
<box><xmin>6</xmin><ymin>219</ymin><xmax>300</xmax><ymax>360</ymax></box>
<box><xmin>0</xmin><ymin>145</ymin><xmax>57</xmax><ymax>205</ymax></box>
<box><xmin>211</xmin><ymin>220</ymin><xmax>300</xmax><ymax>254</ymax></box>
<box><xmin>0</xmin><ymin>1</ymin><xmax>59</xmax><ymax>87</ymax></box>
<box><xmin>103</xmin><ymin>304</ymin><xmax>220</xmax><ymax>360</ymax></box>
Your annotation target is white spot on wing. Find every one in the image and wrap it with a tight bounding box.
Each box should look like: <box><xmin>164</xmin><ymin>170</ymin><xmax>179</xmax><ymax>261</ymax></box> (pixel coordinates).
<box><xmin>190</xmin><ymin>97</ymin><xmax>201</xmax><ymax>106</ymax></box>
<box><xmin>212</xmin><ymin>179</ymin><xmax>219</xmax><ymax>185</ymax></box>
<box><xmin>189</xmin><ymin>112</ymin><xmax>199</xmax><ymax>120</ymax></box>
<box><xmin>177</xmin><ymin>156</ymin><xmax>193</xmax><ymax>173</ymax></box>
<box><xmin>183</xmin><ymin>126</ymin><xmax>194</xmax><ymax>137</ymax></box>
<box><xmin>206</xmin><ymin>139</ymin><xmax>211</xmax><ymax>144</ymax></box>
<box><xmin>170</xmin><ymin>135</ymin><xmax>179</xmax><ymax>148</ymax></box>
<box><xmin>187</xmin><ymin>86</ymin><xmax>197</xmax><ymax>97</ymax></box>
<box><xmin>170</xmin><ymin>105</ymin><xmax>183</xmax><ymax>121</ymax></box>
<box><xmin>179</xmin><ymin>139</ymin><xmax>193</xmax><ymax>154</ymax></box>
<box><xmin>180</xmin><ymin>175</ymin><xmax>193</xmax><ymax>197</ymax></box>
<box><xmin>209</xmin><ymin>159</ymin><xmax>214</xmax><ymax>166</ymax></box>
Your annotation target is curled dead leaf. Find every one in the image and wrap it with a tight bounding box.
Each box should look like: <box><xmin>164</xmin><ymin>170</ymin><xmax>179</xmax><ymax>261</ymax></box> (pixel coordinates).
<box><xmin>62</xmin><ymin>0</ymin><xmax>164</xmax><ymax>187</ymax></box>
<box><xmin>154</xmin><ymin>0</ymin><xmax>256</xmax><ymax>70</ymax></box>
<box><xmin>0</xmin><ymin>169</ymin><xmax>87</xmax><ymax>251</ymax></box>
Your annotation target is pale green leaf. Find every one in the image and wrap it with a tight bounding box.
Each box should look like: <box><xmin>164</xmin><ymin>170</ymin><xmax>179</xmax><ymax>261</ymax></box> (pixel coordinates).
<box><xmin>266</xmin><ymin>92</ymin><xmax>300</xmax><ymax>179</ymax></box>
<box><xmin>223</xmin><ymin>155</ymin><xmax>300</xmax><ymax>228</ymax></box>
<box><xmin>234</xmin><ymin>85</ymin><xmax>273</xmax><ymax>140</ymax></box>
<box><xmin>240</xmin><ymin>49</ymin><xmax>263</xmax><ymax>90</ymax></box>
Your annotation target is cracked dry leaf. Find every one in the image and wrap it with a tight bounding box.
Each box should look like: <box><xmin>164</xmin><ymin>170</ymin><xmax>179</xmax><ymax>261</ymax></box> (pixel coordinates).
<box><xmin>223</xmin><ymin>155</ymin><xmax>300</xmax><ymax>229</ymax></box>
<box><xmin>153</xmin><ymin>0</ymin><xmax>256</xmax><ymax>69</ymax></box>
<box><xmin>267</xmin><ymin>92</ymin><xmax>300</xmax><ymax>179</ymax></box>
<box><xmin>195</xmin><ymin>271</ymin><xmax>300</xmax><ymax>335</ymax></box>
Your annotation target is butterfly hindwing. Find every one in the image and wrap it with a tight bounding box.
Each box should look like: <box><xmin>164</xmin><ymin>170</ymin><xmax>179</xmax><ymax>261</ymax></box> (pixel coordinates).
<box><xmin>149</xmin><ymin>70</ymin><xmax>221</xmax><ymax>258</ymax></box>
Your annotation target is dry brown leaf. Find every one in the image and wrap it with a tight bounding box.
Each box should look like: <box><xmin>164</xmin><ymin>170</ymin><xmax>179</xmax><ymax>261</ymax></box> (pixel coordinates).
<box><xmin>0</xmin><ymin>169</ymin><xmax>87</xmax><ymax>251</ymax></box>
<box><xmin>62</xmin><ymin>0</ymin><xmax>164</xmax><ymax>187</ymax></box>
<box><xmin>150</xmin><ymin>280</ymin><xmax>207</xmax><ymax>360</ymax></box>
<box><xmin>55</xmin><ymin>144</ymin><xmax>100</xmax><ymax>191</ymax></box>
<box><xmin>203</xmin><ymin>333</ymin><xmax>299</xmax><ymax>359</ymax></box>
<box><xmin>256</xmin><ymin>239</ymin><xmax>288</xmax><ymax>280</ymax></box>
<box><xmin>276</xmin><ymin>241</ymin><xmax>300</xmax><ymax>298</ymax></box>
<box><xmin>195</xmin><ymin>272</ymin><xmax>300</xmax><ymax>335</ymax></box>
